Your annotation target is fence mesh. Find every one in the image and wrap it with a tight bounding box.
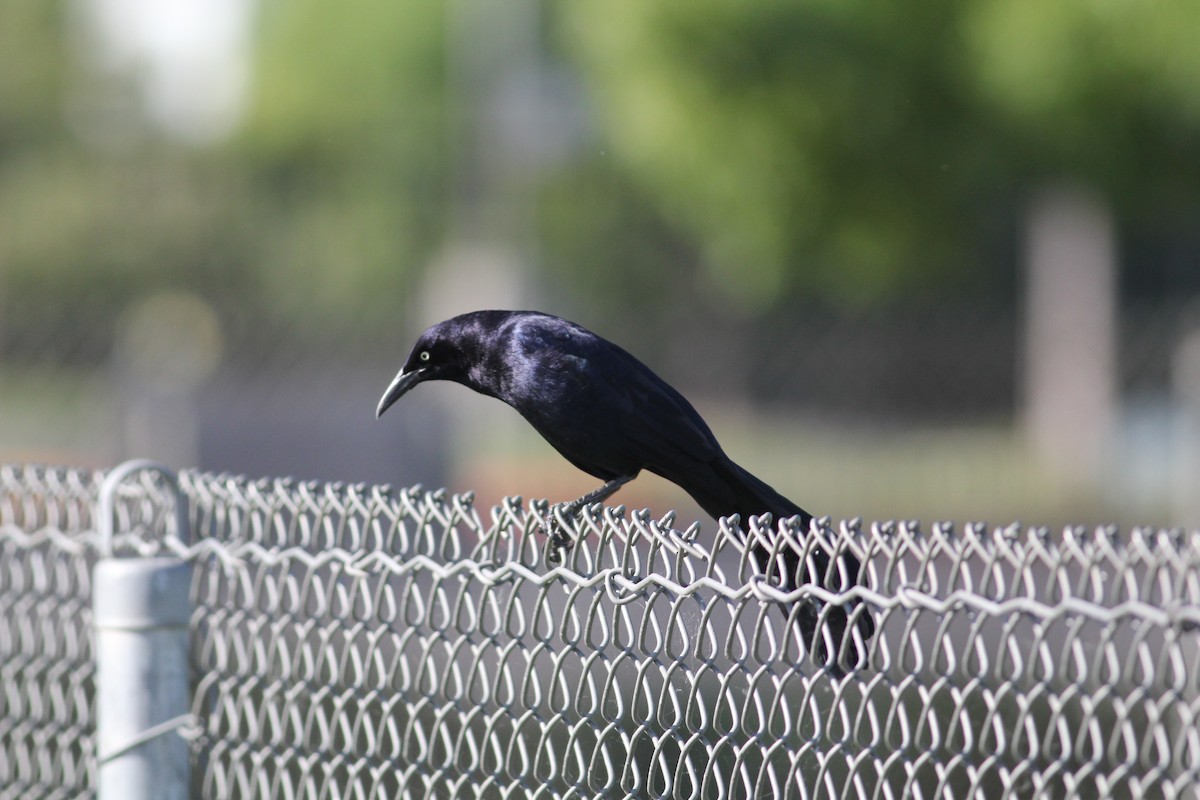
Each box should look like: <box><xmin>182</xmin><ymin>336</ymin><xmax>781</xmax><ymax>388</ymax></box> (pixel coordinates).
<box><xmin>1</xmin><ymin>463</ymin><xmax>1199</xmax><ymax>798</ymax></box>
<box><xmin>0</xmin><ymin>465</ymin><xmax>99</xmax><ymax>800</ymax></box>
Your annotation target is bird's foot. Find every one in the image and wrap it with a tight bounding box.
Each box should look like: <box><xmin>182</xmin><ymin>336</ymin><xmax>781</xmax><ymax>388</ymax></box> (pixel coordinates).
<box><xmin>540</xmin><ymin>476</ymin><xmax>636</xmax><ymax>566</ymax></box>
<box><xmin>542</xmin><ymin>503</ymin><xmax>578</xmax><ymax>565</ymax></box>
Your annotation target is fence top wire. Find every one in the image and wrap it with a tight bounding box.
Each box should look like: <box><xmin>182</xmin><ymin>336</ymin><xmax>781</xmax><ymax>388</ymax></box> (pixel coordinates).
<box><xmin>142</xmin><ymin>470</ymin><xmax>1199</xmax><ymax>686</ymax></box>
<box><xmin>5</xmin><ymin>463</ymin><xmax>1200</xmax><ymax>626</ymax></box>
<box><xmin>171</xmin><ymin>470</ymin><xmax>1200</xmax><ymax>608</ymax></box>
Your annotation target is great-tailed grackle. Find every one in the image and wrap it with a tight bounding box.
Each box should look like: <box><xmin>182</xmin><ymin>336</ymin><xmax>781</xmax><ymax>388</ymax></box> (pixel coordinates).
<box><xmin>376</xmin><ymin>310</ymin><xmax>873</xmax><ymax>668</ymax></box>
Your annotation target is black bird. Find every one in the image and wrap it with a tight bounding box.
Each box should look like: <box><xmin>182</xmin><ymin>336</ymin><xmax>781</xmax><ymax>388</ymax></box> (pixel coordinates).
<box><xmin>376</xmin><ymin>310</ymin><xmax>874</xmax><ymax>667</ymax></box>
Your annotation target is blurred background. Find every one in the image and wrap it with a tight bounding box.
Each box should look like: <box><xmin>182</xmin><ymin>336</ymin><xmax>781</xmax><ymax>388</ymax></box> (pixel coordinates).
<box><xmin>1</xmin><ymin>0</ymin><xmax>1198</xmax><ymax>528</ymax></box>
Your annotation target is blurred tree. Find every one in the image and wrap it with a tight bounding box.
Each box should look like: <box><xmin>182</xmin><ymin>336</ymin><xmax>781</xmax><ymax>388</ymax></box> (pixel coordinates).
<box><xmin>218</xmin><ymin>0</ymin><xmax>450</xmax><ymax>328</ymax></box>
<box><xmin>559</xmin><ymin>0</ymin><xmax>1200</xmax><ymax>309</ymax></box>
<box><xmin>964</xmin><ymin>0</ymin><xmax>1200</xmax><ymax>214</ymax></box>
<box><xmin>0</xmin><ymin>152</ymin><xmax>258</xmax><ymax>362</ymax></box>
<box><xmin>0</xmin><ymin>0</ymin><xmax>451</xmax><ymax>362</ymax></box>
<box><xmin>5</xmin><ymin>0</ymin><xmax>1199</xmax><ymax>363</ymax></box>
<box><xmin>0</xmin><ymin>0</ymin><xmax>260</xmax><ymax>361</ymax></box>
<box><xmin>0</xmin><ymin>0</ymin><xmax>64</xmax><ymax>148</ymax></box>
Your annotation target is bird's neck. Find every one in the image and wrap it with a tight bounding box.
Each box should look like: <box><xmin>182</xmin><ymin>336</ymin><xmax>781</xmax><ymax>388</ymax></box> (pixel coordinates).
<box><xmin>459</xmin><ymin>337</ymin><xmax>514</xmax><ymax>402</ymax></box>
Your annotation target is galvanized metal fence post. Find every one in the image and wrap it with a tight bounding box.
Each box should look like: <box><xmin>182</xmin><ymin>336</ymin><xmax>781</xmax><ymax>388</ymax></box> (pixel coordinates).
<box><xmin>94</xmin><ymin>460</ymin><xmax>192</xmax><ymax>800</ymax></box>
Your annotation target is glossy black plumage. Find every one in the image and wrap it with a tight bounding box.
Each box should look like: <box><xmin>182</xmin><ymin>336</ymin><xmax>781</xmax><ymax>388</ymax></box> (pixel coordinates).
<box><xmin>377</xmin><ymin>310</ymin><xmax>874</xmax><ymax>667</ymax></box>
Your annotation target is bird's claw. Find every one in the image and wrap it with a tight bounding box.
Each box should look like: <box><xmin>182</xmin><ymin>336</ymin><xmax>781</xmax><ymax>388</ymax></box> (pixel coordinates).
<box><xmin>542</xmin><ymin>503</ymin><xmax>579</xmax><ymax>565</ymax></box>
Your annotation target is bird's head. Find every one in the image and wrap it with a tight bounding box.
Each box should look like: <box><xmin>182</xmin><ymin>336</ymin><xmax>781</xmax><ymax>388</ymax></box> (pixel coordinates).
<box><xmin>375</xmin><ymin>323</ymin><xmax>473</xmax><ymax>419</ymax></box>
<box><xmin>376</xmin><ymin>312</ymin><xmax>520</xmax><ymax>418</ymax></box>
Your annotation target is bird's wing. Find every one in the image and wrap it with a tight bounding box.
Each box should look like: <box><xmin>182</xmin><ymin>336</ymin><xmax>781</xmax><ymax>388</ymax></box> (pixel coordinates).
<box><xmin>594</xmin><ymin>348</ymin><xmax>724</xmax><ymax>467</ymax></box>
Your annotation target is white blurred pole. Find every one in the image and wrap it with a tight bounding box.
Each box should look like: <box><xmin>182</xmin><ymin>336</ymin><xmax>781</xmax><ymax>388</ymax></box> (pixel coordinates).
<box><xmin>1021</xmin><ymin>186</ymin><xmax>1118</xmax><ymax>488</ymax></box>
<box><xmin>95</xmin><ymin>560</ymin><xmax>192</xmax><ymax>799</ymax></box>
<box><xmin>94</xmin><ymin>461</ymin><xmax>192</xmax><ymax>800</ymax></box>
<box><xmin>114</xmin><ymin>292</ymin><xmax>223</xmax><ymax>469</ymax></box>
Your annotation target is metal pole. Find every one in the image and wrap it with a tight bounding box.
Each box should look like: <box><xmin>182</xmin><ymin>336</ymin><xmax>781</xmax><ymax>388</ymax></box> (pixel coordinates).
<box><xmin>94</xmin><ymin>461</ymin><xmax>192</xmax><ymax>800</ymax></box>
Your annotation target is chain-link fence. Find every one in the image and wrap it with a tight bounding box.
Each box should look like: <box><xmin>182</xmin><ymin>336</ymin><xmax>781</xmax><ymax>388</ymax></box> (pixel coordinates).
<box><xmin>2</xmin><ymin>462</ymin><xmax>1199</xmax><ymax>798</ymax></box>
<box><xmin>0</xmin><ymin>466</ymin><xmax>99</xmax><ymax>800</ymax></box>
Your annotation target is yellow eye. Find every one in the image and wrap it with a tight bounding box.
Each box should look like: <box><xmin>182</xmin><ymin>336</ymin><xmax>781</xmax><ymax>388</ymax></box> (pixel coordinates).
<box><xmin>419</xmin><ymin>351</ymin><xmax>431</xmax><ymax>362</ymax></box>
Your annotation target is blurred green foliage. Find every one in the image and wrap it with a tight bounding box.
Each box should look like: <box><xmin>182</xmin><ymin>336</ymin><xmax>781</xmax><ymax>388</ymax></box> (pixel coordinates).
<box><xmin>241</xmin><ymin>0</ymin><xmax>448</xmax><ymax>324</ymax></box>
<box><xmin>0</xmin><ymin>0</ymin><xmax>448</xmax><ymax>359</ymax></box>
<box><xmin>562</xmin><ymin>0</ymin><xmax>1200</xmax><ymax>308</ymax></box>
<box><xmin>1</xmin><ymin>0</ymin><xmax>1198</xmax><ymax>355</ymax></box>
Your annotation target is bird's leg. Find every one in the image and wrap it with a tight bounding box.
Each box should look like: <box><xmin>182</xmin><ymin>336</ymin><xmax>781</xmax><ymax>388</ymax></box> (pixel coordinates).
<box><xmin>560</xmin><ymin>474</ymin><xmax>635</xmax><ymax>518</ymax></box>
<box><xmin>544</xmin><ymin>474</ymin><xmax>636</xmax><ymax>564</ymax></box>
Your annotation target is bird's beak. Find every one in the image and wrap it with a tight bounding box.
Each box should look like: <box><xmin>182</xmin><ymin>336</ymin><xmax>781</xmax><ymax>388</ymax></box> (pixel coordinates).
<box><xmin>376</xmin><ymin>368</ymin><xmax>427</xmax><ymax>418</ymax></box>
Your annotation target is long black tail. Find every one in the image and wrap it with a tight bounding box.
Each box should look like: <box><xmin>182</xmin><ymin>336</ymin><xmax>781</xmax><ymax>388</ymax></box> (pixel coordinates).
<box><xmin>688</xmin><ymin>458</ymin><xmax>875</xmax><ymax>670</ymax></box>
